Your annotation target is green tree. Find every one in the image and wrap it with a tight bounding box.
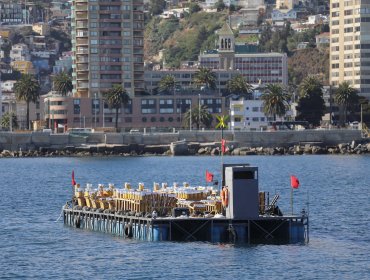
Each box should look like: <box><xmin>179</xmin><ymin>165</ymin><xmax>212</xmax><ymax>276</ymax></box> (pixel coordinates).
<box><xmin>53</xmin><ymin>72</ymin><xmax>72</xmax><ymax>96</ymax></box>
<box><xmin>149</xmin><ymin>0</ymin><xmax>166</xmax><ymax>16</ymax></box>
<box><xmin>159</xmin><ymin>75</ymin><xmax>176</xmax><ymax>94</ymax></box>
<box><xmin>226</xmin><ymin>74</ymin><xmax>253</xmax><ymax>99</ymax></box>
<box><xmin>14</xmin><ymin>74</ymin><xmax>40</xmax><ymax>130</ymax></box>
<box><xmin>0</xmin><ymin>112</ymin><xmax>18</xmax><ymax>130</ymax></box>
<box><xmin>260</xmin><ymin>84</ymin><xmax>290</xmax><ymax>121</ymax></box>
<box><xmin>296</xmin><ymin>76</ymin><xmax>326</xmax><ymax>126</ymax></box>
<box><xmin>214</xmin><ymin>0</ymin><xmax>226</xmax><ymax>11</ymax></box>
<box><xmin>192</xmin><ymin>67</ymin><xmax>217</xmax><ymax>90</ymax></box>
<box><xmin>183</xmin><ymin>105</ymin><xmax>213</xmax><ymax>129</ymax></box>
<box><xmin>189</xmin><ymin>3</ymin><xmax>201</xmax><ymax>14</ymax></box>
<box><xmin>334</xmin><ymin>81</ymin><xmax>359</xmax><ymax>124</ymax></box>
<box><xmin>104</xmin><ymin>85</ymin><xmax>130</xmax><ymax>129</ymax></box>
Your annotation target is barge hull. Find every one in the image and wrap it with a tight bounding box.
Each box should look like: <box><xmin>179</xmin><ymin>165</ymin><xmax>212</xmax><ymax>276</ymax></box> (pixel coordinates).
<box><xmin>63</xmin><ymin>209</ymin><xmax>308</xmax><ymax>244</ymax></box>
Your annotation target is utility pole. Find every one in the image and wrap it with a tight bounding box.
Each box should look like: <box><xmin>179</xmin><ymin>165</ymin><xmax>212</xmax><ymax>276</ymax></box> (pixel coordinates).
<box><xmin>198</xmin><ymin>94</ymin><xmax>201</xmax><ymax>130</ymax></box>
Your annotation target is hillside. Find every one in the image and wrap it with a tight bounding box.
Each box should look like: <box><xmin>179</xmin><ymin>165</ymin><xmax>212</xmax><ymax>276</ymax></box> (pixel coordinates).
<box><xmin>144</xmin><ymin>11</ymin><xmax>228</xmax><ymax>68</ymax></box>
<box><xmin>288</xmin><ymin>48</ymin><xmax>330</xmax><ymax>86</ymax></box>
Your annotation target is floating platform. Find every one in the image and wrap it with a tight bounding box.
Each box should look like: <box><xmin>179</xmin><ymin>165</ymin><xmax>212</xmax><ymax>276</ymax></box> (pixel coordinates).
<box><xmin>63</xmin><ymin>206</ymin><xmax>309</xmax><ymax>244</ymax></box>
<box><xmin>63</xmin><ymin>163</ymin><xmax>309</xmax><ymax>244</ymax></box>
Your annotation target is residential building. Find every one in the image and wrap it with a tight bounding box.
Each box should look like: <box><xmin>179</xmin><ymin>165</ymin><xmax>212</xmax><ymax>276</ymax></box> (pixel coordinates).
<box><xmin>0</xmin><ymin>2</ymin><xmax>23</xmax><ymax>24</ymax></box>
<box><xmin>10</xmin><ymin>44</ymin><xmax>31</xmax><ymax>62</ymax></box>
<box><xmin>275</xmin><ymin>0</ymin><xmax>298</xmax><ymax>10</ymax></box>
<box><xmin>315</xmin><ymin>32</ymin><xmax>330</xmax><ymax>48</ymax></box>
<box><xmin>32</xmin><ymin>23</ymin><xmax>50</xmax><ymax>36</ymax></box>
<box><xmin>10</xmin><ymin>60</ymin><xmax>36</xmax><ymax>75</ymax></box>
<box><xmin>0</xmin><ymin>80</ymin><xmax>16</xmax><ymax>92</ymax></box>
<box><xmin>205</xmin><ymin>0</ymin><xmax>264</xmax><ymax>9</ymax></box>
<box><xmin>53</xmin><ymin>52</ymin><xmax>73</xmax><ymax>74</ymax></box>
<box><xmin>330</xmin><ymin>0</ymin><xmax>370</xmax><ymax>99</ymax></box>
<box><xmin>229</xmin><ymin>96</ymin><xmax>293</xmax><ymax>131</ymax></box>
<box><xmin>271</xmin><ymin>9</ymin><xmax>298</xmax><ymax>23</ymax></box>
<box><xmin>70</xmin><ymin>0</ymin><xmax>145</xmax><ymax>98</ymax></box>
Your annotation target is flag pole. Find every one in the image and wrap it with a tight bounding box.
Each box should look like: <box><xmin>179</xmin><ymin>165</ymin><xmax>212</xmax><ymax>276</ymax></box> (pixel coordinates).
<box><xmin>221</xmin><ymin>127</ymin><xmax>223</xmax><ymax>193</ymax></box>
<box><xmin>291</xmin><ymin>187</ymin><xmax>293</xmax><ymax>215</ymax></box>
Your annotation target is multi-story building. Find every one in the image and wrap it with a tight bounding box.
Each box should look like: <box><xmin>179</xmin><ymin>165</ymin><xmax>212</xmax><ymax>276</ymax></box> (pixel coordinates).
<box><xmin>43</xmin><ymin>93</ymin><xmax>226</xmax><ymax>130</ymax></box>
<box><xmin>10</xmin><ymin>44</ymin><xmax>31</xmax><ymax>62</ymax></box>
<box><xmin>275</xmin><ymin>0</ymin><xmax>298</xmax><ymax>10</ymax></box>
<box><xmin>70</xmin><ymin>0</ymin><xmax>144</xmax><ymax>98</ymax></box>
<box><xmin>0</xmin><ymin>2</ymin><xmax>23</xmax><ymax>24</ymax></box>
<box><xmin>330</xmin><ymin>0</ymin><xmax>370</xmax><ymax>99</ymax></box>
<box><xmin>32</xmin><ymin>23</ymin><xmax>50</xmax><ymax>36</ymax></box>
<box><xmin>229</xmin><ymin>97</ymin><xmax>293</xmax><ymax>131</ymax></box>
<box><xmin>10</xmin><ymin>61</ymin><xmax>36</xmax><ymax>75</ymax></box>
<box><xmin>199</xmin><ymin>23</ymin><xmax>288</xmax><ymax>86</ymax></box>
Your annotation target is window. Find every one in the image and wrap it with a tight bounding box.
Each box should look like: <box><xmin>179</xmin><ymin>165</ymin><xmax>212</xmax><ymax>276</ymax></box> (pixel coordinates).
<box><xmin>74</xmin><ymin>99</ymin><xmax>80</xmax><ymax>114</ymax></box>
<box><xmin>92</xmin><ymin>98</ymin><xmax>100</xmax><ymax>114</ymax></box>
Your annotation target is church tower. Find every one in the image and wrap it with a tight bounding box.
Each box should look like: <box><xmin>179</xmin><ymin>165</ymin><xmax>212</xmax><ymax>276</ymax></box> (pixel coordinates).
<box><xmin>218</xmin><ymin>22</ymin><xmax>235</xmax><ymax>71</ymax></box>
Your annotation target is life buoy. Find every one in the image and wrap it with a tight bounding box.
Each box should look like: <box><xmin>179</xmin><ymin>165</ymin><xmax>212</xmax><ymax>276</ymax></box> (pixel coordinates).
<box><xmin>221</xmin><ymin>187</ymin><xmax>229</xmax><ymax>207</ymax></box>
<box><xmin>124</xmin><ymin>223</ymin><xmax>133</xmax><ymax>238</ymax></box>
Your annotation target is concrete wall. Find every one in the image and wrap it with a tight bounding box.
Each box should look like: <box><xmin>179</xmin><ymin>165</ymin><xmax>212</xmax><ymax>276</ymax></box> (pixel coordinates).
<box><xmin>0</xmin><ymin>130</ymin><xmax>363</xmax><ymax>151</ymax></box>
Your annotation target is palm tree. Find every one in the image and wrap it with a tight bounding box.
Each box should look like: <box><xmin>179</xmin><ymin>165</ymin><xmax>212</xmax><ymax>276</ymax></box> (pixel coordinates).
<box><xmin>226</xmin><ymin>74</ymin><xmax>253</xmax><ymax>99</ymax></box>
<box><xmin>192</xmin><ymin>67</ymin><xmax>217</xmax><ymax>90</ymax></box>
<box><xmin>335</xmin><ymin>81</ymin><xmax>359</xmax><ymax>124</ymax></box>
<box><xmin>104</xmin><ymin>85</ymin><xmax>130</xmax><ymax>130</ymax></box>
<box><xmin>53</xmin><ymin>72</ymin><xmax>73</xmax><ymax>96</ymax></box>
<box><xmin>260</xmin><ymin>84</ymin><xmax>290</xmax><ymax>121</ymax></box>
<box><xmin>0</xmin><ymin>112</ymin><xmax>18</xmax><ymax>130</ymax></box>
<box><xmin>183</xmin><ymin>105</ymin><xmax>213</xmax><ymax>129</ymax></box>
<box><xmin>296</xmin><ymin>76</ymin><xmax>326</xmax><ymax>126</ymax></box>
<box><xmin>14</xmin><ymin>74</ymin><xmax>40</xmax><ymax>130</ymax></box>
<box><xmin>159</xmin><ymin>75</ymin><xmax>176</xmax><ymax>95</ymax></box>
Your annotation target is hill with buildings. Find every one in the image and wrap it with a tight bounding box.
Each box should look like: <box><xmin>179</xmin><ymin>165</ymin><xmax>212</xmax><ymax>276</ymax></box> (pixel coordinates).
<box><xmin>144</xmin><ymin>10</ymin><xmax>228</xmax><ymax>68</ymax></box>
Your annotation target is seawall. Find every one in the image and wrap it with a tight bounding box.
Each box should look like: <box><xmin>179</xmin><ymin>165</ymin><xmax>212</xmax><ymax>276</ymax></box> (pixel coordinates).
<box><xmin>0</xmin><ymin>130</ymin><xmax>363</xmax><ymax>152</ymax></box>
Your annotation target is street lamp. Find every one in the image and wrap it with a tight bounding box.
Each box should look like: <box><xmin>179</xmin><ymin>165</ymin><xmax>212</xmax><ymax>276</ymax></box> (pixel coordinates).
<box><xmin>94</xmin><ymin>93</ymin><xmax>97</xmax><ymax>128</ymax></box>
<box><xmin>102</xmin><ymin>98</ymin><xmax>105</xmax><ymax>128</ymax></box>
<box><xmin>198</xmin><ymin>93</ymin><xmax>201</xmax><ymax>130</ymax></box>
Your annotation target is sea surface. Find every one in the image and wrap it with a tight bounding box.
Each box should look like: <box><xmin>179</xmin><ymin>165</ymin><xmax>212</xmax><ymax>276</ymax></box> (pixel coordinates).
<box><xmin>0</xmin><ymin>155</ymin><xmax>369</xmax><ymax>279</ymax></box>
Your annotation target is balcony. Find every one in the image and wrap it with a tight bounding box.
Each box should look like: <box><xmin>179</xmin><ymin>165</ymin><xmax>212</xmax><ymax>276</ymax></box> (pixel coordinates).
<box><xmin>76</xmin><ymin>38</ymin><xmax>88</xmax><ymax>45</ymax></box>
<box><xmin>76</xmin><ymin>56</ymin><xmax>89</xmax><ymax>63</ymax></box>
<box><xmin>77</xmin><ymin>82</ymin><xmax>89</xmax><ymax>89</ymax></box>
<box><xmin>76</xmin><ymin>22</ymin><xmax>88</xmax><ymax>28</ymax></box>
<box><xmin>76</xmin><ymin>31</ymin><xmax>88</xmax><ymax>37</ymax></box>
<box><xmin>76</xmin><ymin>64</ymin><xmax>89</xmax><ymax>71</ymax></box>
<box><xmin>76</xmin><ymin>12</ymin><xmax>88</xmax><ymax>20</ymax></box>
<box><xmin>75</xmin><ymin>5</ymin><xmax>88</xmax><ymax>11</ymax></box>
<box><xmin>76</xmin><ymin>47</ymin><xmax>88</xmax><ymax>54</ymax></box>
<box><xmin>76</xmin><ymin>73</ymin><xmax>89</xmax><ymax>80</ymax></box>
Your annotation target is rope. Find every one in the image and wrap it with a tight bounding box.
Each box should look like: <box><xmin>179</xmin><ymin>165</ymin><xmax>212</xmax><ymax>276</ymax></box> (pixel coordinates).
<box><xmin>55</xmin><ymin>205</ymin><xmax>66</xmax><ymax>222</ymax></box>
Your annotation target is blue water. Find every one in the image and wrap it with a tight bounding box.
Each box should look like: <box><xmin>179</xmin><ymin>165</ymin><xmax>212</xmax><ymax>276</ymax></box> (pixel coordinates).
<box><xmin>0</xmin><ymin>155</ymin><xmax>369</xmax><ymax>279</ymax></box>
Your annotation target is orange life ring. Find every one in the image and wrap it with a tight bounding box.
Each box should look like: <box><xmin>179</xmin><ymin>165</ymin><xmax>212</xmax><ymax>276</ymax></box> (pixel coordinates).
<box><xmin>221</xmin><ymin>187</ymin><xmax>229</xmax><ymax>207</ymax></box>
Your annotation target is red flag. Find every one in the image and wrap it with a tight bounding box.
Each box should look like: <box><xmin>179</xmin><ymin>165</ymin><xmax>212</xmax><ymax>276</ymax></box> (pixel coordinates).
<box><xmin>206</xmin><ymin>170</ymin><xmax>214</xmax><ymax>182</ymax></box>
<box><xmin>290</xmin><ymin>175</ymin><xmax>299</xmax><ymax>189</ymax></box>
<box><xmin>221</xmin><ymin>139</ymin><xmax>226</xmax><ymax>153</ymax></box>
<box><xmin>72</xmin><ymin>170</ymin><xmax>76</xmax><ymax>186</ymax></box>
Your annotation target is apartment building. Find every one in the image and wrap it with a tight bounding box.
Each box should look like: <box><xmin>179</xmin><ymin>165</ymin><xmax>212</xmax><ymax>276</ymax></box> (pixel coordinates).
<box><xmin>330</xmin><ymin>0</ymin><xmax>370</xmax><ymax>99</ymax></box>
<box><xmin>276</xmin><ymin>0</ymin><xmax>299</xmax><ymax>10</ymax></box>
<box><xmin>0</xmin><ymin>2</ymin><xmax>23</xmax><ymax>24</ymax></box>
<box><xmin>10</xmin><ymin>44</ymin><xmax>30</xmax><ymax>62</ymax></box>
<box><xmin>71</xmin><ymin>0</ymin><xmax>144</xmax><ymax>98</ymax></box>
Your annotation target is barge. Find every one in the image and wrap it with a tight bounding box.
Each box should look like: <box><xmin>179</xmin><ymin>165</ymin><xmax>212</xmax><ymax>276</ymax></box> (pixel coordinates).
<box><xmin>63</xmin><ymin>164</ymin><xmax>309</xmax><ymax>244</ymax></box>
